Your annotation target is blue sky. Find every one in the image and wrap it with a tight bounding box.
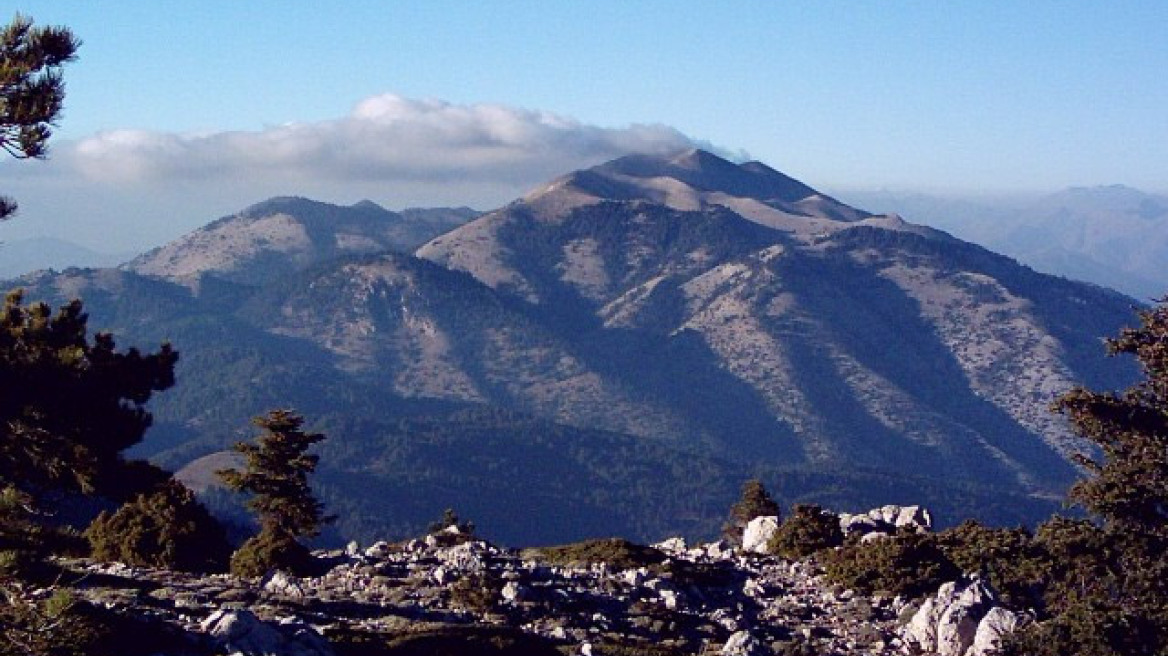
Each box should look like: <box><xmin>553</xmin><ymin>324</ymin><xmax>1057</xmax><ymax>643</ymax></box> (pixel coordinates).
<box><xmin>3</xmin><ymin>2</ymin><xmax>1166</xmax><ymax>251</ymax></box>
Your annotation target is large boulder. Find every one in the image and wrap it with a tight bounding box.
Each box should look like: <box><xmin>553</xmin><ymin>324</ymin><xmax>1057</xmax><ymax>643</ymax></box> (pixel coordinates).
<box><xmin>969</xmin><ymin>607</ymin><xmax>1026</xmax><ymax>656</ymax></box>
<box><xmin>201</xmin><ymin>609</ymin><xmax>334</xmax><ymax>656</ymax></box>
<box><xmin>742</xmin><ymin>516</ymin><xmax>781</xmax><ymax>554</ymax></box>
<box><xmin>901</xmin><ymin>577</ymin><xmax>996</xmax><ymax>656</ymax></box>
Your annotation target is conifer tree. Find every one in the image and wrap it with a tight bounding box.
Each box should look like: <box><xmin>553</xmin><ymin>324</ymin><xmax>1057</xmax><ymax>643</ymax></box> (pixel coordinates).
<box><xmin>0</xmin><ymin>290</ymin><xmax>177</xmax><ymax>499</ymax></box>
<box><xmin>722</xmin><ymin>478</ymin><xmax>780</xmax><ymax>544</ymax></box>
<box><xmin>218</xmin><ymin>410</ymin><xmax>333</xmax><ymax>576</ymax></box>
<box><xmin>1</xmin><ymin>14</ymin><xmax>79</xmax><ymax>219</ymax></box>
<box><xmin>1055</xmin><ymin>300</ymin><xmax>1168</xmax><ymax>540</ymax></box>
<box><xmin>999</xmin><ymin>299</ymin><xmax>1168</xmax><ymax>655</ymax></box>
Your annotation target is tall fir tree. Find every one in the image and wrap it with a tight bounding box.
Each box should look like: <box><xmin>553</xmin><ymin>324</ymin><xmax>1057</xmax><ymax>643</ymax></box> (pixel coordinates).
<box><xmin>218</xmin><ymin>410</ymin><xmax>333</xmax><ymax>576</ymax></box>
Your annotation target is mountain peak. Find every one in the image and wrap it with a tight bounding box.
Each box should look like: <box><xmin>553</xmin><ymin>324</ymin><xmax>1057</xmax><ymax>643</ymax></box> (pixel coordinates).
<box><xmin>351</xmin><ymin>199</ymin><xmax>386</xmax><ymax>211</ymax></box>
<box><xmin>586</xmin><ymin>149</ymin><xmax>832</xmax><ymax>209</ymax></box>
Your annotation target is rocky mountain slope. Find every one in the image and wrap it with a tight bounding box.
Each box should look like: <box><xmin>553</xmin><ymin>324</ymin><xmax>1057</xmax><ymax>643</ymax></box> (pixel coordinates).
<box><xmin>2</xmin><ymin>150</ymin><xmax>1141</xmax><ymax>543</ymax></box>
<box><xmin>417</xmin><ymin>149</ymin><xmax>1135</xmax><ymax>488</ymax></box>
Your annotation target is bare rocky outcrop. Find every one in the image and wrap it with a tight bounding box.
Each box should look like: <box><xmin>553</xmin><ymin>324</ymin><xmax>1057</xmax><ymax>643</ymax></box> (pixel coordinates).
<box><xmin>201</xmin><ymin>609</ymin><xmax>334</xmax><ymax>656</ymax></box>
<box><xmin>900</xmin><ymin>577</ymin><xmax>1027</xmax><ymax>656</ymax></box>
<box><xmin>839</xmin><ymin>504</ymin><xmax>932</xmax><ymax>540</ymax></box>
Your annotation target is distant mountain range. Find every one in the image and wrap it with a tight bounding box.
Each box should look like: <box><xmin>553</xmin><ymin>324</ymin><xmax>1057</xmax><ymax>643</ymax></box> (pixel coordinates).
<box><xmin>2</xmin><ymin>151</ymin><xmax>1141</xmax><ymax>545</ymax></box>
<box><xmin>0</xmin><ymin>236</ymin><xmax>129</xmax><ymax>279</ymax></box>
<box><xmin>841</xmin><ymin>185</ymin><xmax>1168</xmax><ymax>300</ymax></box>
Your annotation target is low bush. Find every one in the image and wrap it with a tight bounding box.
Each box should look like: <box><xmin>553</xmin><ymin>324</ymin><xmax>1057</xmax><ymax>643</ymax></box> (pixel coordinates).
<box><xmin>522</xmin><ymin>538</ymin><xmax>666</xmax><ymax>570</ymax></box>
<box><xmin>86</xmin><ymin>479</ymin><xmax>231</xmax><ymax>573</ymax></box>
<box><xmin>822</xmin><ymin>531</ymin><xmax>958</xmax><ymax>598</ymax></box>
<box><xmin>230</xmin><ymin>529</ymin><xmax>315</xmax><ymax>578</ymax></box>
<box><xmin>934</xmin><ymin>520</ymin><xmax>1046</xmax><ymax>610</ymax></box>
<box><xmin>768</xmin><ymin>503</ymin><xmax>843</xmax><ymax>559</ymax></box>
<box><xmin>722</xmin><ymin>478</ymin><xmax>781</xmax><ymax>544</ymax></box>
<box><xmin>448</xmin><ymin>572</ymin><xmax>499</xmax><ymax>614</ymax></box>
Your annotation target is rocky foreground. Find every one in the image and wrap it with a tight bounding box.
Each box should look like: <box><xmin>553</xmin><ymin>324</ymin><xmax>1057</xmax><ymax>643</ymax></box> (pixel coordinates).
<box><xmin>45</xmin><ymin>507</ymin><xmax>1025</xmax><ymax>656</ymax></box>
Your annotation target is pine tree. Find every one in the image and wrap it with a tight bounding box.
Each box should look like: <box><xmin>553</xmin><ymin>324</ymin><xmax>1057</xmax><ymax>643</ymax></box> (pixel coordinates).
<box><xmin>1055</xmin><ymin>300</ymin><xmax>1168</xmax><ymax>540</ymax></box>
<box><xmin>0</xmin><ymin>290</ymin><xmax>177</xmax><ymax>499</ymax></box>
<box><xmin>1</xmin><ymin>14</ymin><xmax>80</xmax><ymax>219</ymax></box>
<box><xmin>217</xmin><ymin>410</ymin><xmax>333</xmax><ymax>576</ymax></box>
<box><xmin>999</xmin><ymin>299</ymin><xmax>1168</xmax><ymax>655</ymax></box>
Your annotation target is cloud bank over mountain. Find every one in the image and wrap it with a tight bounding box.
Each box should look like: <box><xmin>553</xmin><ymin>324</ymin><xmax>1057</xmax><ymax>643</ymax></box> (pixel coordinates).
<box><xmin>1</xmin><ymin>93</ymin><xmax>727</xmax><ymax>252</ymax></box>
<box><xmin>64</xmin><ymin>94</ymin><xmax>711</xmax><ymax>185</ymax></box>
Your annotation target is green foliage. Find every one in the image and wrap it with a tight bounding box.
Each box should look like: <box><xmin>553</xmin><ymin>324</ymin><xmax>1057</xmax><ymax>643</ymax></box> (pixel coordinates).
<box><xmin>1056</xmin><ymin>301</ymin><xmax>1168</xmax><ymax>540</ymax></box>
<box><xmin>1</xmin><ymin>582</ymin><xmax>198</xmax><ymax>656</ymax></box>
<box><xmin>822</xmin><ymin>531</ymin><xmax>959</xmax><ymax>598</ymax></box>
<box><xmin>933</xmin><ymin>520</ymin><xmax>1047</xmax><ymax>610</ymax></box>
<box><xmin>0</xmin><ymin>485</ymin><xmax>49</xmax><ymax>578</ymax></box>
<box><xmin>448</xmin><ymin>571</ymin><xmax>499</xmax><ymax>614</ymax></box>
<box><xmin>722</xmin><ymin>478</ymin><xmax>780</xmax><ymax>544</ymax></box>
<box><xmin>767</xmin><ymin>503</ymin><xmax>843</xmax><ymax>559</ymax></box>
<box><xmin>522</xmin><ymin>538</ymin><xmax>666</xmax><ymax>570</ymax></box>
<box><xmin>0</xmin><ymin>290</ymin><xmax>177</xmax><ymax>498</ymax></box>
<box><xmin>228</xmin><ymin>528</ymin><xmax>314</xmax><ymax>578</ymax></box>
<box><xmin>218</xmin><ymin>410</ymin><xmax>332</xmax><ymax>576</ymax></box>
<box><xmin>425</xmin><ymin>508</ymin><xmax>476</xmax><ymax>547</ymax></box>
<box><xmin>85</xmin><ymin>479</ymin><xmax>230</xmax><ymax>573</ymax></box>
<box><xmin>1</xmin><ymin>14</ymin><xmax>79</xmax><ymax>220</ymax></box>
<box><xmin>218</xmin><ymin>409</ymin><xmax>331</xmax><ymax>540</ymax></box>
<box><xmin>999</xmin><ymin>299</ymin><xmax>1168</xmax><ymax>655</ymax></box>
<box><xmin>326</xmin><ymin>623</ymin><xmax>562</xmax><ymax>656</ymax></box>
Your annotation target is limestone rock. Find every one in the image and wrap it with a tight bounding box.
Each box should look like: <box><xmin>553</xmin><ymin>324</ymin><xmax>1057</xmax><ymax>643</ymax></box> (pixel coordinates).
<box><xmin>742</xmin><ymin>516</ymin><xmax>781</xmax><ymax>554</ymax></box>
<box><xmin>901</xmin><ymin>578</ymin><xmax>996</xmax><ymax>656</ymax></box>
<box><xmin>261</xmin><ymin>570</ymin><xmax>305</xmax><ymax>598</ymax></box>
<box><xmin>201</xmin><ymin>609</ymin><xmax>334</xmax><ymax>656</ymax></box>
<box><xmin>721</xmin><ymin>630</ymin><xmax>766</xmax><ymax>656</ymax></box>
<box><xmin>839</xmin><ymin>505</ymin><xmax>932</xmax><ymax>538</ymax></box>
<box><xmin>970</xmin><ymin>607</ymin><xmax>1025</xmax><ymax>656</ymax></box>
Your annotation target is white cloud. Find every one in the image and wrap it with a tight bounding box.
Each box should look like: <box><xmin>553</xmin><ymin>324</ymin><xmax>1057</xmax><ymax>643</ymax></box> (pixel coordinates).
<box><xmin>64</xmin><ymin>94</ymin><xmax>709</xmax><ymax>186</ymax></box>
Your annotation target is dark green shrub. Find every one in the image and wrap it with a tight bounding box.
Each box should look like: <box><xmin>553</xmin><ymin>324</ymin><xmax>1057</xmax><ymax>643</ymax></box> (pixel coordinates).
<box><xmin>86</xmin><ymin>479</ymin><xmax>230</xmax><ymax>573</ymax></box>
<box><xmin>0</xmin><ymin>586</ymin><xmax>199</xmax><ymax>656</ymax></box>
<box><xmin>999</xmin><ymin>603</ymin><xmax>1161</xmax><ymax>656</ymax></box>
<box><xmin>934</xmin><ymin>519</ymin><xmax>1046</xmax><ymax>609</ymax></box>
<box><xmin>428</xmin><ymin>508</ymin><xmax>475</xmax><ymax>535</ymax></box>
<box><xmin>449</xmin><ymin>571</ymin><xmax>499</xmax><ymax>613</ymax></box>
<box><xmin>768</xmin><ymin>503</ymin><xmax>843</xmax><ymax>559</ymax></box>
<box><xmin>427</xmin><ymin>508</ymin><xmax>476</xmax><ymax>546</ymax></box>
<box><xmin>327</xmin><ymin>624</ymin><xmax>562</xmax><ymax>656</ymax></box>
<box><xmin>822</xmin><ymin>531</ymin><xmax>959</xmax><ymax>597</ymax></box>
<box><xmin>229</xmin><ymin>529</ymin><xmax>314</xmax><ymax>578</ymax></box>
<box><xmin>0</xmin><ymin>485</ymin><xmax>50</xmax><ymax>578</ymax></box>
<box><xmin>521</xmin><ymin>538</ymin><xmax>666</xmax><ymax>570</ymax></box>
<box><xmin>996</xmin><ymin>517</ymin><xmax>1168</xmax><ymax>656</ymax></box>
